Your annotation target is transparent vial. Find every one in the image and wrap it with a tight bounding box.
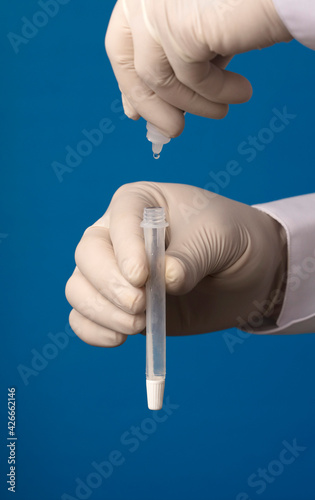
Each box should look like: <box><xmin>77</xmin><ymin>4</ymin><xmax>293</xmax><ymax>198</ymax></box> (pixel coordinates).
<box><xmin>141</xmin><ymin>207</ymin><xmax>169</xmax><ymax>410</ymax></box>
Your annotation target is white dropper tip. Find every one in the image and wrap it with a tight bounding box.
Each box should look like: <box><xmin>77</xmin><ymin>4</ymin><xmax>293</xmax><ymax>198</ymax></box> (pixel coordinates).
<box><xmin>152</xmin><ymin>143</ymin><xmax>162</xmax><ymax>159</ymax></box>
<box><xmin>146</xmin><ymin>379</ymin><xmax>165</xmax><ymax>410</ymax></box>
<box><xmin>146</xmin><ymin>122</ymin><xmax>171</xmax><ymax>159</ymax></box>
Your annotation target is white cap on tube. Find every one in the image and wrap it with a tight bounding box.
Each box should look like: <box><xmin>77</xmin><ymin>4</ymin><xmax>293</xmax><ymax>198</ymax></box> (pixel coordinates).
<box><xmin>146</xmin><ymin>122</ymin><xmax>171</xmax><ymax>159</ymax></box>
<box><xmin>146</xmin><ymin>379</ymin><xmax>165</xmax><ymax>410</ymax></box>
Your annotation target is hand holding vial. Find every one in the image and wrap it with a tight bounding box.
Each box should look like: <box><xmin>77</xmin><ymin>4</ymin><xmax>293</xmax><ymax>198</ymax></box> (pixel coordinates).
<box><xmin>66</xmin><ymin>182</ymin><xmax>287</xmax><ymax>345</ymax></box>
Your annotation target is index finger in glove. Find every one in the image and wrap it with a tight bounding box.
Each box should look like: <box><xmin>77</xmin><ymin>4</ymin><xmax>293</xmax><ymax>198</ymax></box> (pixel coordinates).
<box><xmin>160</xmin><ymin>46</ymin><xmax>253</xmax><ymax>105</ymax></box>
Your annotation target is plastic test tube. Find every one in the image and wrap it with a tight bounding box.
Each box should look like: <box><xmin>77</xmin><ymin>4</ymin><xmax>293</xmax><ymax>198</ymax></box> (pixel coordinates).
<box><xmin>141</xmin><ymin>208</ymin><xmax>169</xmax><ymax>410</ymax></box>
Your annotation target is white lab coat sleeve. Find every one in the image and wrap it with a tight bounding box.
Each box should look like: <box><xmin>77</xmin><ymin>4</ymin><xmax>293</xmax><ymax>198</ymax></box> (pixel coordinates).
<box><xmin>273</xmin><ymin>0</ymin><xmax>315</xmax><ymax>50</ymax></box>
<box><xmin>248</xmin><ymin>194</ymin><xmax>315</xmax><ymax>334</ymax></box>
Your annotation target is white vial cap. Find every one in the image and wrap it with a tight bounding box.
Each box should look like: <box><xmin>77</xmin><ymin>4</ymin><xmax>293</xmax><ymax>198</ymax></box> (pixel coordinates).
<box><xmin>146</xmin><ymin>379</ymin><xmax>165</xmax><ymax>410</ymax></box>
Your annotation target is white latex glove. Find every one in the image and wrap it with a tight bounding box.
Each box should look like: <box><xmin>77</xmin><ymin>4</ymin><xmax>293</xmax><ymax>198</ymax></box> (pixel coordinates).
<box><xmin>65</xmin><ymin>182</ymin><xmax>287</xmax><ymax>347</ymax></box>
<box><xmin>105</xmin><ymin>0</ymin><xmax>292</xmax><ymax>137</ymax></box>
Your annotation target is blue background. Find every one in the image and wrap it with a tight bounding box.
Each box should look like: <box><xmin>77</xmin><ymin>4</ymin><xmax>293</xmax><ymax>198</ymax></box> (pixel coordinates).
<box><xmin>1</xmin><ymin>1</ymin><xmax>315</xmax><ymax>499</ymax></box>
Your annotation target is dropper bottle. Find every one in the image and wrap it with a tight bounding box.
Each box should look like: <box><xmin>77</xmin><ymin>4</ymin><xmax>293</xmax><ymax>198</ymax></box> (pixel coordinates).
<box><xmin>146</xmin><ymin>122</ymin><xmax>171</xmax><ymax>159</ymax></box>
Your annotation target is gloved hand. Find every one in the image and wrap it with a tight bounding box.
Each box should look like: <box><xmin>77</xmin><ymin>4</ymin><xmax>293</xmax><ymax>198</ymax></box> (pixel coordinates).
<box><xmin>65</xmin><ymin>182</ymin><xmax>287</xmax><ymax>347</ymax></box>
<box><xmin>105</xmin><ymin>0</ymin><xmax>292</xmax><ymax>137</ymax></box>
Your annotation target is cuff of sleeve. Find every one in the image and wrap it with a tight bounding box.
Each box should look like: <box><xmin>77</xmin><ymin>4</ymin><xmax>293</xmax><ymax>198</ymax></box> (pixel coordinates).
<box><xmin>273</xmin><ymin>0</ymin><xmax>315</xmax><ymax>50</ymax></box>
<box><xmin>251</xmin><ymin>193</ymin><xmax>315</xmax><ymax>334</ymax></box>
